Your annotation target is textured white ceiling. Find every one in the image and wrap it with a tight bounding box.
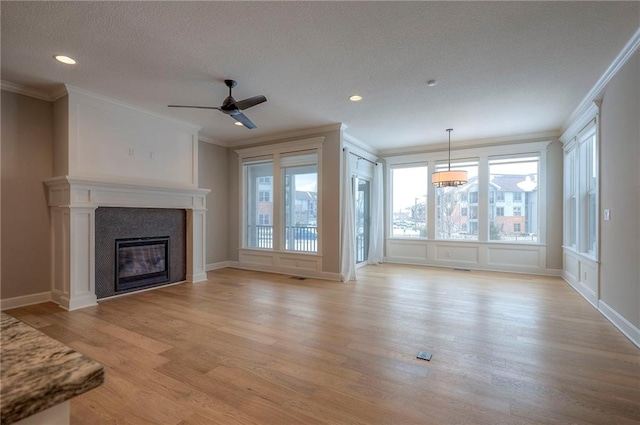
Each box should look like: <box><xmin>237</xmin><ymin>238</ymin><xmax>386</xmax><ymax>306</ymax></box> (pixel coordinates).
<box><xmin>1</xmin><ymin>2</ymin><xmax>638</xmax><ymax>151</ymax></box>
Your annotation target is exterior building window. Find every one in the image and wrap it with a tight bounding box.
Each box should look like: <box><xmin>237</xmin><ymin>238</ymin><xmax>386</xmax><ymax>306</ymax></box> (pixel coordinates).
<box><xmin>461</xmin><ymin>207</ymin><xmax>468</xmax><ymax>217</ymax></box>
<box><xmin>489</xmin><ymin>155</ymin><xmax>539</xmax><ymax>242</ymax></box>
<box><xmin>435</xmin><ymin>160</ymin><xmax>479</xmax><ymax>240</ymax></box>
<box><xmin>258</xmin><ymin>191</ymin><xmax>270</xmax><ymax>202</ymax></box>
<box><xmin>391</xmin><ymin>166</ymin><xmax>428</xmax><ymax>238</ymax></box>
<box><xmin>489</xmin><ymin>191</ymin><xmax>495</xmax><ymax>204</ymax></box>
<box><xmin>258</xmin><ymin>214</ymin><xmax>270</xmax><ymax>225</ymax></box>
<box><xmin>258</xmin><ymin>176</ymin><xmax>271</xmax><ymax>184</ymax></box>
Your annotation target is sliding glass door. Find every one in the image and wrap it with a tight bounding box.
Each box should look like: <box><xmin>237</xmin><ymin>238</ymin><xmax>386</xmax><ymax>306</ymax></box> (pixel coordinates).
<box><xmin>355</xmin><ymin>178</ymin><xmax>370</xmax><ymax>264</ymax></box>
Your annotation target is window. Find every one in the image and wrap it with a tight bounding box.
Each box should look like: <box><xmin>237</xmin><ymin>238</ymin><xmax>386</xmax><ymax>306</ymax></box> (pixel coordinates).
<box><xmin>436</xmin><ymin>160</ymin><xmax>478</xmax><ymax>240</ymax></box>
<box><xmin>282</xmin><ymin>153</ymin><xmax>318</xmax><ymax>253</ymax></box>
<box><xmin>258</xmin><ymin>214</ymin><xmax>270</xmax><ymax>225</ymax></box>
<box><xmin>489</xmin><ymin>155</ymin><xmax>539</xmax><ymax>242</ymax></box>
<box><xmin>586</xmin><ymin>134</ymin><xmax>597</xmax><ymax>254</ymax></box>
<box><xmin>470</xmin><ymin>206</ymin><xmax>478</xmax><ymax>219</ymax></box>
<box><xmin>461</xmin><ymin>207</ymin><xmax>468</xmax><ymax>217</ymax></box>
<box><xmin>391</xmin><ymin>166</ymin><xmax>428</xmax><ymax>238</ymax></box>
<box><xmin>245</xmin><ymin>161</ymin><xmax>274</xmax><ymax>249</ymax></box>
<box><xmin>489</xmin><ymin>191</ymin><xmax>495</xmax><ymax>204</ymax></box>
<box><xmin>239</xmin><ymin>140</ymin><xmax>321</xmax><ymax>254</ymax></box>
<box><xmin>258</xmin><ymin>191</ymin><xmax>270</xmax><ymax>202</ymax></box>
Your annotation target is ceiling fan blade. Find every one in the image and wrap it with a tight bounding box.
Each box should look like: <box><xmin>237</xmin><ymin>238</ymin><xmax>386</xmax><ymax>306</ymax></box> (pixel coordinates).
<box><xmin>232</xmin><ymin>95</ymin><xmax>267</xmax><ymax>111</ymax></box>
<box><xmin>231</xmin><ymin>112</ymin><xmax>257</xmax><ymax>129</ymax></box>
<box><xmin>168</xmin><ymin>105</ymin><xmax>221</xmax><ymax>110</ymax></box>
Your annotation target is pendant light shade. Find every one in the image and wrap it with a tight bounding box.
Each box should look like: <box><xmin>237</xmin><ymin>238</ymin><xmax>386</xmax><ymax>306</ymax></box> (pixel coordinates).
<box><xmin>432</xmin><ymin>129</ymin><xmax>467</xmax><ymax>187</ymax></box>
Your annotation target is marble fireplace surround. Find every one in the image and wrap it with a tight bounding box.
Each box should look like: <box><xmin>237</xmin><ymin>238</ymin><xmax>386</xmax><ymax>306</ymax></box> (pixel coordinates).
<box><xmin>44</xmin><ymin>176</ymin><xmax>210</xmax><ymax>311</ymax></box>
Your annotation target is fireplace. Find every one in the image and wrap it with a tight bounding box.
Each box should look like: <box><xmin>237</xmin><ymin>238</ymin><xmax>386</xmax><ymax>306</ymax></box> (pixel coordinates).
<box><xmin>115</xmin><ymin>236</ymin><xmax>170</xmax><ymax>292</ymax></box>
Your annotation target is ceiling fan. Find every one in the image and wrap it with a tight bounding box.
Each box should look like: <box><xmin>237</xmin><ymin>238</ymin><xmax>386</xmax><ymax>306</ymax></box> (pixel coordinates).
<box><xmin>168</xmin><ymin>79</ymin><xmax>267</xmax><ymax>129</ymax></box>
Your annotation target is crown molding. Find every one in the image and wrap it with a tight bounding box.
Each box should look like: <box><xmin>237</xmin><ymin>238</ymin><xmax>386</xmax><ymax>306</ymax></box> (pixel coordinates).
<box><xmin>231</xmin><ymin>123</ymin><xmax>342</xmax><ymax>148</ymax></box>
<box><xmin>1</xmin><ymin>80</ymin><xmax>58</xmax><ymax>101</ymax></box>
<box><xmin>198</xmin><ymin>134</ymin><xmax>227</xmax><ymax>147</ymax></box>
<box><xmin>563</xmin><ymin>26</ymin><xmax>640</xmax><ymax>133</ymax></box>
<box><xmin>378</xmin><ymin>131</ymin><xmax>559</xmax><ymax>157</ymax></box>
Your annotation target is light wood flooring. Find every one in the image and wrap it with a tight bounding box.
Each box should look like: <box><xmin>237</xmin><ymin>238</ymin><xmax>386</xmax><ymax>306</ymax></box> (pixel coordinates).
<box><xmin>7</xmin><ymin>265</ymin><xmax>640</xmax><ymax>424</ymax></box>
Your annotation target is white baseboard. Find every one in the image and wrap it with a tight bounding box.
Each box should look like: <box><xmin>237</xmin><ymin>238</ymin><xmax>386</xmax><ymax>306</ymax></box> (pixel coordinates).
<box><xmin>598</xmin><ymin>300</ymin><xmax>640</xmax><ymax>349</ymax></box>
<box><xmin>206</xmin><ymin>261</ymin><xmax>230</xmax><ymax>271</ymax></box>
<box><xmin>562</xmin><ymin>274</ymin><xmax>598</xmax><ymax>308</ymax></box>
<box><xmin>1</xmin><ymin>292</ymin><xmax>52</xmax><ymax>311</ymax></box>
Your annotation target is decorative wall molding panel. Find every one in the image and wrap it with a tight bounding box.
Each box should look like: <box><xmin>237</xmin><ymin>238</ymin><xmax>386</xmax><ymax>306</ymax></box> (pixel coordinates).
<box><xmin>385</xmin><ymin>239</ymin><xmax>557</xmax><ymax>275</ymax></box>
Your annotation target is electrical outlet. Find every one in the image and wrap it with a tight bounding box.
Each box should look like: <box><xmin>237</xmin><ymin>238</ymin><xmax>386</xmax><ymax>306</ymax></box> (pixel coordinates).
<box><xmin>604</xmin><ymin>209</ymin><xmax>610</xmax><ymax>221</ymax></box>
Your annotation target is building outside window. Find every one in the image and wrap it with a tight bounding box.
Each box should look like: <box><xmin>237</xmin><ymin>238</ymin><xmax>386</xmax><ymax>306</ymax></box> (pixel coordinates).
<box><xmin>488</xmin><ymin>155</ymin><xmax>539</xmax><ymax>242</ymax></box>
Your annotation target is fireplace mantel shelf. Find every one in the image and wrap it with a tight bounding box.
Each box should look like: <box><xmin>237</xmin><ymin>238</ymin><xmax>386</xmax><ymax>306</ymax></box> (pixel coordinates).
<box><xmin>44</xmin><ymin>175</ymin><xmax>210</xmax><ymax>311</ymax></box>
<box><xmin>45</xmin><ymin>176</ymin><xmax>210</xmax><ymax>210</ymax></box>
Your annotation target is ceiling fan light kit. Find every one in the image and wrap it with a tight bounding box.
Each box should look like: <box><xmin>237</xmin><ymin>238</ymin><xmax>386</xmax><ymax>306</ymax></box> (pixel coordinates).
<box><xmin>432</xmin><ymin>128</ymin><xmax>468</xmax><ymax>188</ymax></box>
<box><xmin>168</xmin><ymin>79</ymin><xmax>267</xmax><ymax>129</ymax></box>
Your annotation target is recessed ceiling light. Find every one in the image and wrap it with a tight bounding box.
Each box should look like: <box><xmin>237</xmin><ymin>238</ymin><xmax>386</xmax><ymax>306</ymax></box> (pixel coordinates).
<box><xmin>349</xmin><ymin>95</ymin><xmax>362</xmax><ymax>102</ymax></box>
<box><xmin>54</xmin><ymin>55</ymin><xmax>76</xmax><ymax>65</ymax></box>
<box><xmin>427</xmin><ymin>79</ymin><xmax>438</xmax><ymax>87</ymax></box>
<box><xmin>234</xmin><ymin>121</ymin><xmax>243</xmax><ymax>126</ymax></box>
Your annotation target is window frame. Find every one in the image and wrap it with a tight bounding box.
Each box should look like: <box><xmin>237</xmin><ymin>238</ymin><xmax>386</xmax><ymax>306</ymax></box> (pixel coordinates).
<box><xmin>384</xmin><ymin>141</ymin><xmax>549</xmax><ymax>244</ymax></box>
<box><xmin>236</xmin><ymin>137</ymin><xmax>323</xmax><ymax>255</ymax></box>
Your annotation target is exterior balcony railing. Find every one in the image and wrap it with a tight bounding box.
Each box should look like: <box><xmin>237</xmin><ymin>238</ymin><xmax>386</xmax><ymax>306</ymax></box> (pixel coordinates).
<box><xmin>248</xmin><ymin>225</ymin><xmax>317</xmax><ymax>252</ymax></box>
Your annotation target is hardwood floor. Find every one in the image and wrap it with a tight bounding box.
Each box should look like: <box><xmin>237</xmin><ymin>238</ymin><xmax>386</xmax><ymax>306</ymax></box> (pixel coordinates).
<box><xmin>7</xmin><ymin>265</ymin><xmax>640</xmax><ymax>424</ymax></box>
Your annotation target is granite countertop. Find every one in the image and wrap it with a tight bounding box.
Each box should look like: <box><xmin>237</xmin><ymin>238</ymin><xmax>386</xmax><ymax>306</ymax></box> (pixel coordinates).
<box><xmin>0</xmin><ymin>312</ymin><xmax>104</xmax><ymax>425</ymax></box>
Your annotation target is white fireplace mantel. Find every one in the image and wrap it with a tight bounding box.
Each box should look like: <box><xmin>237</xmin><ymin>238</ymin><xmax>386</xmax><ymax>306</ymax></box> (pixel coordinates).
<box><xmin>44</xmin><ymin>176</ymin><xmax>210</xmax><ymax>310</ymax></box>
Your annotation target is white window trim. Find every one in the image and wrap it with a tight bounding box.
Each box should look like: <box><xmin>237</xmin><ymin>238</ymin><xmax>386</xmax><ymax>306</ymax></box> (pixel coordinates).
<box><xmin>561</xmin><ymin>101</ymin><xmax>600</xmax><ymax>260</ymax></box>
<box><xmin>384</xmin><ymin>140</ymin><xmax>551</xmax><ymax>244</ymax></box>
<box><xmin>236</xmin><ymin>137</ymin><xmax>323</xmax><ymax>255</ymax></box>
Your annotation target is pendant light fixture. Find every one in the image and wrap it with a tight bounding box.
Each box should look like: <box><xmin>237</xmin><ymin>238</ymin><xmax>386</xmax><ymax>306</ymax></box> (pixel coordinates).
<box><xmin>432</xmin><ymin>128</ymin><xmax>467</xmax><ymax>187</ymax></box>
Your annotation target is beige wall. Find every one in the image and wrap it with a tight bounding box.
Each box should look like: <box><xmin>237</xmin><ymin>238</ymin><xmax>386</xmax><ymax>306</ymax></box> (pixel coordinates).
<box><xmin>198</xmin><ymin>141</ymin><xmax>229</xmax><ymax>265</ymax></box>
<box><xmin>227</xmin><ymin>128</ymin><xmax>342</xmax><ymax>274</ymax></box>
<box><xmin>545</xmin><ymin>139</ymin><xmax>564</xmax><ymax>270</ymax></box>
<box><xmin>1</xmin><ymin>91</ymin><xmax>53</xmax><ymax>299</ymax></box>
<box><xmin>599</xmin><ymin>50</ymin><xmax>640</xmax><ymax>328</ymax></box>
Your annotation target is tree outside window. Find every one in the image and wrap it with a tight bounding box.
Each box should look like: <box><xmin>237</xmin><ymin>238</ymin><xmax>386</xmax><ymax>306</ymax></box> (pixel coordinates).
<box><xmin>435</xmin><ymin>160</ymin><xmax>478</xmax><ymax>240</ymax></box>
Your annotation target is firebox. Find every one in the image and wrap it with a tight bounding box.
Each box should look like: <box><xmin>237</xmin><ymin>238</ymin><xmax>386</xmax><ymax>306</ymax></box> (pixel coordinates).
<box><xmin>115</xmin><ymin>236</ymin><xmax>170</xmax><ymax>292</ymax></box>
